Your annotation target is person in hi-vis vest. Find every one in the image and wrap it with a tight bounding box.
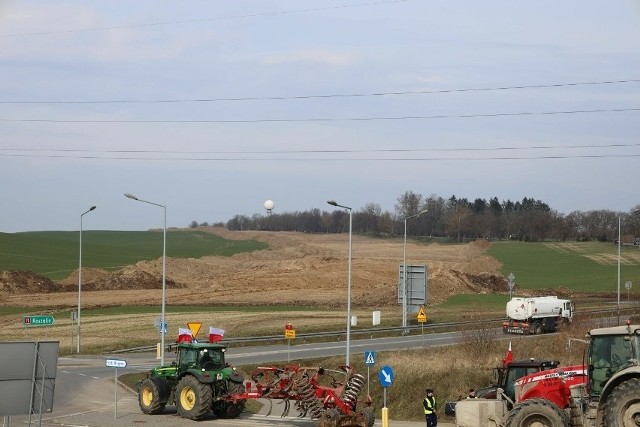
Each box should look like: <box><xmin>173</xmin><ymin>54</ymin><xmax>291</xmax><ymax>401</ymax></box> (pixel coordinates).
<box><xmin>423</xmin><ymin>388</ymin><xmax>437</xmax><ymax>427</ymax></box>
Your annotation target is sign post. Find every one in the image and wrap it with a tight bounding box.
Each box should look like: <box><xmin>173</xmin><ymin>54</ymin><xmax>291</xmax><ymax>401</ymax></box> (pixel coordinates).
<box><xmin>364</xmin><ymin>350</ymin><xmax>376</xmax><ymax>396</ymax></box>
<box><xmin>417</xmin><ymin>306</ymin><xmax>427</xmax><ymax>347</ymax></box>
<box><xmin>105</xmin><ymin>359</ymin><xmax>127</xmax><ymax>419</ymax></box>
<box><xmin>378</xmin><ymin>365</ymin><xmax>394</xmax><ymax>427</ymax></box>
<box><xmin>285</xmin><ymin>323</ymin><xmax>295</xmax><ymax>362</ymax></box>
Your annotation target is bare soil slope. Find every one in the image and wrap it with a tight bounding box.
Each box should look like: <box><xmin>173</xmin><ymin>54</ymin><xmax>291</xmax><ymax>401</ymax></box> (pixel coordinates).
<box><xmin>0</xmin><ymin>228</ymin><xmax>506</xmax><ymax>308</ymax></box>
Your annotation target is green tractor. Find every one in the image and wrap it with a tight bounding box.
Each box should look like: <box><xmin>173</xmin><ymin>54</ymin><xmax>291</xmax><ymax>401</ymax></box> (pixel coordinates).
<box><xmin>137</xmin><ymin>342</ymin><xmax>246</xmax><ymax>421</ymax></box>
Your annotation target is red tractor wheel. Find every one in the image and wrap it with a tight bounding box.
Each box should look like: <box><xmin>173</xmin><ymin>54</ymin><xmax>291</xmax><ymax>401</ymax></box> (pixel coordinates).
<box><xmin>505</xmin><ymin>398</ymin><xmax>568</xmax><ymax>427</ymax></box>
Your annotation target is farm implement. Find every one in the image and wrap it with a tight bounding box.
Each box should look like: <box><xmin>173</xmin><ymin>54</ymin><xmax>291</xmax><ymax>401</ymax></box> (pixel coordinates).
<box><xmin>239</xmin><ymin>364</ymin><xmax>375</xmax><ymax>427</ymax></box>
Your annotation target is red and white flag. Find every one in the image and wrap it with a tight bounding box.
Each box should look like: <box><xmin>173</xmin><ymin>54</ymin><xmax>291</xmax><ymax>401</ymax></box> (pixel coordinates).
<box><xmin>503</xmin><ymin>341</ymin><xmax>514</xmax><ymax>366</ymax></box>
<box><xmin>177</xmin><ymin>327</ymin><xmax>193</xmax><ymax>343</ymax></box>
<box><xmin>209</xmin><ymin>327</ymin><xmax>225</xmax><ymax>343</ymax></box>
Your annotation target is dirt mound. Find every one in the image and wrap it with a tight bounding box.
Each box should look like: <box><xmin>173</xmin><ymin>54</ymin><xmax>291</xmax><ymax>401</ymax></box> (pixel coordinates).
<box><xmin>0</xmin><ymin>229</ymin><xmax>507</xmax><ymax>308</ymax></box>
<box><xmin>0</xmin><ymin>271</ymin><xmax>60</xmax><ymax>293</ymax></box>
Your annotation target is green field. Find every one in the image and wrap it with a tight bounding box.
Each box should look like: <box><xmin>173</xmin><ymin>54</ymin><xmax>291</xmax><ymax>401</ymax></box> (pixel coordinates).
<box><xmin>488</xmin><ymin>240</ymin><xmax>640</xmax><ymax>292</ymax></box>
<box><xmin>0</xmin><ymin>230</ymin><xmax>267</xmax><ymax>280</ymax></box>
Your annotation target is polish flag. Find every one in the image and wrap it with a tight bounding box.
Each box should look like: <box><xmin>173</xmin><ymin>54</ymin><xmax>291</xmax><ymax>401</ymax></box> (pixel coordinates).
<box><xmin>209</xmin><ymin>327</ymin><xmax>225</xmax><ymax>342</ymax></box>
<box><xmin>177</xmin><ymin>327</ymin><xmax>193</xmax><ymax>343</ymax></box>
<box><xmin>503</xmin><ymin>341</ymin><xmax>514</xmax><ymax>366</ymax></box>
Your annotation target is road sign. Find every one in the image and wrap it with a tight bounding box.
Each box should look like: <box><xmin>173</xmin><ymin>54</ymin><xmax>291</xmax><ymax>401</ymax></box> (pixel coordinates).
<box><xmin>105</xmin><ymin>359</ymin><xmax>127</xmax><ymax>368</ymax></box>
<box><xmin>187</xmin><ymin>322</ymin><xmax>202</xmax><ymax>338</ymax></box>
<box><xmin>417</xmin><ymin>306</ymin><xmax>427</xmax><ymax>323</ymax></box>
<box><xmin>285</xmin><ymin>329</ymin><xmax>296</xmax><ymax>339</ymax></box>
<box><xmin>365</xmin><ymin>351</ymin><xmax>376</xmax><ymax>366</ymax></box>
<box><xmin>23</xmin><ymin>315</ymin><xmax>55</xmax><ymax>327</ymax></box>
<box><xmin>378</xmin><ymin>365</ymin><xmax>394</xmax><ymax>387</ymax></box>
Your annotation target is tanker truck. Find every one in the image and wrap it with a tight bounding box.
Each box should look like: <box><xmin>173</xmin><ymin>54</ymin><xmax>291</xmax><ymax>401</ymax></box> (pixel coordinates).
<box><xmin>502</xmin><ymin>296</ymin><xmax>573</xmax><ymax>335</ymax></box>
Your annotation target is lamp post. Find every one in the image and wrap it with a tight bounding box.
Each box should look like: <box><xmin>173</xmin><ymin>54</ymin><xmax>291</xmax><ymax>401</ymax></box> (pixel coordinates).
<box><xmin>125</xmin><ymin>193</ymin><xmax>167</xmax><ymax>365</ymax></box>
<box><xmin>327</xmin><ymin>200</ymin><xmax>352</xmax><ymax>367</ymax></box>
<box><xmin>77</xmin><ymin>205</ymin><xmax>96</xmax><ymax>353</ymax></box>
<box><xmin>402</xmin><ymin>209</ymin><xmax>428</xmax><ymax>328</ymax></box>
<box><xmin>618</xmin><ymin>215</ymin><xmax>621</xmax><ymax>309</ymax></box>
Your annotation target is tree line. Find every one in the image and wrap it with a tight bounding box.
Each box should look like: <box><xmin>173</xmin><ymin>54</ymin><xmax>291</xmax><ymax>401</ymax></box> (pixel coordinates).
<box><xmin>190</xmin><ymin>192</ymin><xmax>640</xmax><ymax>243</ymax></box>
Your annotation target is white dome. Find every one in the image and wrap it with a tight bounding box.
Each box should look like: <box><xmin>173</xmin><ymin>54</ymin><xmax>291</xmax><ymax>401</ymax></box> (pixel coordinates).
<box><xmin>264</xmin><ymin>200</ymin><xmax>275</xmax><ymax>210</ymax></box>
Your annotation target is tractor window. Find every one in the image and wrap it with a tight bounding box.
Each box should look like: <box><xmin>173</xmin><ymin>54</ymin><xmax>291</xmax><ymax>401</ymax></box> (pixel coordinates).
<box><xmin>589</xmin><ymin>335</ymin><xmax>633</xmax><ymax>395</ymax></box>
<box><xmin>199</xmin><ymin>349</ymin><xmax>223</xmax><ymax>370</ymax></box>
<box><xmin>504</xmin><ymin>367</ymin><xmax>540</xmax><ymax>402</ymax></box>
<box><xmin>179</xmin><ymin>348</ymin><xmax>197</xmax><ymax>370</ymax></box>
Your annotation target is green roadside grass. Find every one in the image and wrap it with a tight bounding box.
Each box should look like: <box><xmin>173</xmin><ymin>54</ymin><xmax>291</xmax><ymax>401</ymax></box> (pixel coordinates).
<box><xmin>487</xmin><ymin>240</ymin><xmax>640</xmax><ymax>292</ymax></box>
<box><xmin>0</xmin><ymin>230</ymin><xmax>267</xmax><ymax>280</ymax></box>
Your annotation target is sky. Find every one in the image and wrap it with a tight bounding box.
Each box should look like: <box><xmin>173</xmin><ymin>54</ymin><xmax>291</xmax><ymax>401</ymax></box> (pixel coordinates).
<box><xmin>1</xmin><ymin>0</ymin><xmax>640</xmax><ymax>232</ymax></box>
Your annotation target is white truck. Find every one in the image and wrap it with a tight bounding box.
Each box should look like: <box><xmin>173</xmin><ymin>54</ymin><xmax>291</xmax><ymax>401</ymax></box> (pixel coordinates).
<box><xmin>502</xmin><ymin>296</ymin><xmax>573</xmax><ymax>335</ymax></box>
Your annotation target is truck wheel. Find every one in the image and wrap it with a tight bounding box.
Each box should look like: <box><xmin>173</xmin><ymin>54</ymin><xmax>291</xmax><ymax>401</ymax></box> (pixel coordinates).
<box><xmin>505</xmin><ymin>398</ymin><xmax>568</xmax><ymax>427</ymax></box>
<box><xmin>533</xmin><ymin>323</ymin><xmax>543</xmax><ymax>335</ymax></box>
<box><xmin>175</xmin><ymin>375</ymin><xmax>212</xmax><ymax>420</ymax></box>
<box><xmin>603</xmin><ymin>377</ymin><xmax>640</xmax><ymax>426</ymax></box>
<box><xmin>138</xmin><ymin>378</ymin><xmax>167</xmax><ymax>415</ymax></box>
<box><xmin>213</xmin><ymin>381</ymin><xmax>246</xmax><ymax>418</ymax></box>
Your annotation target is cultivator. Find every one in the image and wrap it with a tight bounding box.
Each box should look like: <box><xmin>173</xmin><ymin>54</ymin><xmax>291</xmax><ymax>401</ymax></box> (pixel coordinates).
<box><xmin>230</xmin><ymin>364</ymin><xmax>374</xmax><ymax>427</ymax></box>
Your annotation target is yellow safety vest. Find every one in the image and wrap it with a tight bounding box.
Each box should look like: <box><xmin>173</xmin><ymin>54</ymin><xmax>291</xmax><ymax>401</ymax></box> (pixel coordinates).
<box><xmin>423</xmin><ymin>396</ymin><xmax>436</xmax><ymax>415</ymax></box>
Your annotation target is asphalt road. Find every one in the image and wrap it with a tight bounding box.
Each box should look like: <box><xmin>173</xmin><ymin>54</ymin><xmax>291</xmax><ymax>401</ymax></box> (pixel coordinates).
<box><xmin>4</xmin><ymin>330</ymin><xmax>473</xmax><ymax>426</ymax></box>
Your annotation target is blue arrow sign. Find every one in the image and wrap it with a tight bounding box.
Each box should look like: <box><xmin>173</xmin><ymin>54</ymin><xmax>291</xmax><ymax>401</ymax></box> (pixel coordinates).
<box><xmin>365</xmin><ymin>351</ymin><xmax>376</xmax><ymax>366</ymax></box>
<box><xmin>378</xmin><ymin>365</ymin><xmax>394</xmax><ymax>387</ymax></box>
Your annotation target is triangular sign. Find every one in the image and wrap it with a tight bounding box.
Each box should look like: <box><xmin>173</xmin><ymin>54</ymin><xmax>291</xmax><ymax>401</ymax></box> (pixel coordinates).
<box><xmin>366</xmin><ymin>352</ymin><xmax>375</xmax><ymax>365</ymax></box>
<box><xmin>417</xmin><ymin>307</ymin><xmax>426</xmax><ymax>317</ymax></box>
<box><xmin>187</xmin><ymin>322</ymin><xmax>202</xmax><ymax>338</ymax></box>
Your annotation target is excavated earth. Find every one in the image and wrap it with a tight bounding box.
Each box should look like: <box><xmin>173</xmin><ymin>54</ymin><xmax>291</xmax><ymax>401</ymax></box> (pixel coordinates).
<box><xmin>0</xmin><ymin>228</ymin><xmax>509</xmax><ymax>309</ymax></box>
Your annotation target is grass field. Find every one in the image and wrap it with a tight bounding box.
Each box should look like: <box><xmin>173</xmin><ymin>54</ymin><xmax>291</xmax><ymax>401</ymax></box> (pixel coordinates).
<box><xmin>0</xmin><ymin>230</ymin><xmax>267</xmax><ymax>280</ymax></box>
<box><xmin>488</xmin><ymin>240</ymin><xmax>640</xmax><ymax>292</ymax></box>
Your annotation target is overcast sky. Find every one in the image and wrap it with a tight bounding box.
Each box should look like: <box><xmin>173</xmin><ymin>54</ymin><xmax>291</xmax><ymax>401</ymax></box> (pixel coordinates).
<box><xmin>1</xmin><ymin>1</ymin><xmax>639</xmax><ymax>232</ymax></box>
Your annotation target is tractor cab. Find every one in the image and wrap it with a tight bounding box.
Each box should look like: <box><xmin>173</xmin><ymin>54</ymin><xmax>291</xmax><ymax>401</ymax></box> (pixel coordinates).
<box><xmin>176</xmin><ymin>343</ymin><xmax>227</xmax><ymax>372</ymax></box>
<box><xmin>587</xmin><ymin>324</ymin><xmax>639</xmax><ymax>396</ymax></box>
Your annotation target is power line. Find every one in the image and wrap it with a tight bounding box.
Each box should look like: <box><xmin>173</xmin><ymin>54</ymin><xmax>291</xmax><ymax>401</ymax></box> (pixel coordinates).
<box><xmin>0</xmin><ymin>0</ymin><xmax>409</xmax><ymax>38</ymax></box>
<box><xmin>1</xmin><ymin>107</ymin><xmax>638</xmax><ymax>124</ymax></box>
<box><xmin>1</xmin><ymin>153</ymin><xmax>638</xmax><ymax>161</ymax></box>
<box><xmin>2</xmin><ymin>79</ymin><xmax>639</xmax><ymax>104</ymax></box>
<box><xmin>2</xmin><ymin>142</ymin><xmax>639</xmax><ymax>155</ymax></box>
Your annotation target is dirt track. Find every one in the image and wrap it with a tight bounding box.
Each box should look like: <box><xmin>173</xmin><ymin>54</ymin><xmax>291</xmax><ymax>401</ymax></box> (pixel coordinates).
<box><xmin>0</xmin><ymin>228</ymin><xmax>506</xmax><ymax>309</ymax></box>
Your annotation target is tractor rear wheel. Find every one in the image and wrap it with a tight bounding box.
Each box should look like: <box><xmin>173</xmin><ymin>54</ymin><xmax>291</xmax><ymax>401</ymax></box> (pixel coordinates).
<box><xmin>603</xmin><ymin>377</ymin><xmax>640</xmax><ymax>426</ymax></box>
<box><xmin>213</xmin><ymin>381</ymin><xmax>246</xmax><ymax>419</ymax></box>
<box><xmin>138</xmin><ymin>378</ymin><xmax>167</xmax><ymax>415</ymax></box>
<box><xmin>175</xmin><ymin>375</ymin><xmax>212</xmax><ymax>420</ymax></box>
<box><xmin>505</xmin><ymin>398</ymin><xmax>568</xmax><ymax>427</ymax></box>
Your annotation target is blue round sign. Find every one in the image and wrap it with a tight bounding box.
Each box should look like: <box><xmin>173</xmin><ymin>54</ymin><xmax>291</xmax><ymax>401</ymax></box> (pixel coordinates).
<box><xmin>378</xmin><ymin>365</ymin><xmax>395</xmax><ymax>388</ymax></box>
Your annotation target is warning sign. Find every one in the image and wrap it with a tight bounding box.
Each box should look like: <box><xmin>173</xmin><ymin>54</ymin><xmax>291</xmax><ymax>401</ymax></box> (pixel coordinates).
<box><xmin>417</xmin><ymin>307</ymin><xmax>427</xmax><ymax>323</ymax></box>
<box><xmin>285</xmin><ymin>329</ymin><xmax>296</xmax><ymax>339</ymax></box>
<box><xmin>187</xmin><ymin>322</ymin><xmax>202</xmax><ymax>338</ymax></box>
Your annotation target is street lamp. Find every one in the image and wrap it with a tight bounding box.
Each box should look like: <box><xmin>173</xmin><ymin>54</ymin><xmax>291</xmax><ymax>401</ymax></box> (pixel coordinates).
<box><xmin>77</xmin><ymin>205</ymin><xmax>96</xmax><ymax>353</ymax></box>
<box><xmin>327</xmin><ymin>199</ymin><xmax>352</xmax><ymax>367</ymax></box>
<box><xmin>618</xmin><ymin>215</ymin><xmax>621</xmax><ymax>308</ymax></box>
<box><xmin>402</xmin><ymin>209</ymin><xmax>428</xmax><ymax>328</ymax></box>
<box><xmin>125</xmin><ymin>193</ymin><xmax>167</xmax><ymax>365</ymax></box>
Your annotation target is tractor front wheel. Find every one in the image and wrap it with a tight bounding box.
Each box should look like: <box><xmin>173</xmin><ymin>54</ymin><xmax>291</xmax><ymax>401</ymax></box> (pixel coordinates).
<box><xmin>138</xmin><ymin>378</ymin><xmax>167</xmax><ymax>415</ymax></box>
<box><xmin>603</xmin><ymin>377</ymin><xmax>640</xmax><ymax>427</ymax></box>
<box><xmin>175</xmin><ymin>375</ymin><xmax>213</xmax><ymax>421</ymax></box>
<box><xmin>505</xmin><ymin>398</ymin><xmax>568</xmax><ymax>427</ymax></box>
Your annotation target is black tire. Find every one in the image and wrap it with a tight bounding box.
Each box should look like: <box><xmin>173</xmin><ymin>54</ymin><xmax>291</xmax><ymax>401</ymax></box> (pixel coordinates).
<box><xmin>138</xmin><ymin>378</ymin><xmax>167</xmax><ymax>415</ymax></box>
<box><xmin>175</xmin><ymin>375</ymin><xmax>212</xmax><ymax>421</ymax></box>
<box><xmin>213</xmin><ymin>381</ymin><xmax>246</xmax><ymax>419</ymax></box>
<box><xmin>533</xmin><ymin>323</ymin><xmax>543</xmax><ymax>335</ymax></box>
<box><xmin>603</xmin><ymin>377</ymin><xmax>640</xmax><ymax>426</ymax></box>
<box><xmin>505</xmin><ymin>398</ymin><xmax>568</xmax><ymax>427</ymax></box>
<box><xmin>361</xmin><ymin>406</ymin><xmax>375</xmax><ymax>427</ymax></box>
